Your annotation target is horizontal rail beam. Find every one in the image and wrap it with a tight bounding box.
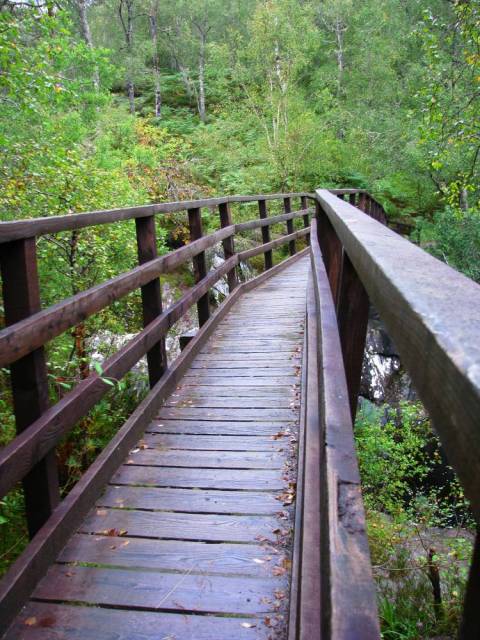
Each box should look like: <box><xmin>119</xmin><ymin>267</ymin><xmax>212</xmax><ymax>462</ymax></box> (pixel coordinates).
<box><xmin>0</xmin><ymin>256</ymin><xmax>239</xmax><ymax>499</ymax></box>
<box><xmin>0</xmin><ymin>227</ymin><xmax>234</xmax><ymax>367</ymax></box>
<box><xmin>0</xmin><ymin>193</ymin><xmax>313</xmax><ymax>244</ymax></box>
<box><xmin>235</xmin><ymin>208</ymin><xmax>314</xmax><ymax>233</ymax></box>
<box><xmin>238</xmin><ymin>227</ymin><xmax>310</xmax><ymax>261</ymax></box>
<box><xmin>315</xmin><ymin>188</ymin><xmax>480</xmax><ymax>521</ymax></box>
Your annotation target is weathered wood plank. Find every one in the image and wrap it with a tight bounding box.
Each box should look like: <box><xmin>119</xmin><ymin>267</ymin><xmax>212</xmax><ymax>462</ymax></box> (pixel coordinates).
<box><xmin>111</xmin><ymin>465</ymin><xmax>285</xmax><ymax>490</ymax></box>
<box><xmin>142</xmin><ymin>433</ymin><xmax>288</xmax><ymax>450</ymax></box>
<box><xmin>125</xmin><ymin>449</ymin><xmax>285</xmax><ymax>469</ymax></box>
<box><xmin>7</xmin><ymin>603</ymin><xmax>272</xmax><ymax>640</ymax></box>
<box><xmin>147</xmin><ymin>420</ymin><xmax>295</xmax><ymax>435</ymax></box>
<box><xmin>33</xmin><ymin>565</ymin><xmax>285</xmax><ymax>616</ymax></box>
<box><xmin>97</xmin><ymin>485</ymin><xmax>282</xmax><ymax>514</ymax></box>
<box><xmin>156</xmin><ymin>407</ymin><xmax>298</xmax><ymax>421</ymax></box>
<box><xmin>59</xmin><ymin>533</ymin><xmax>284</xmax><ymax>576</ymax></box>
<box><xmin>80</xmin><ymin>509</ymin><xmax>282</xmax><ymax>543</ymax></box>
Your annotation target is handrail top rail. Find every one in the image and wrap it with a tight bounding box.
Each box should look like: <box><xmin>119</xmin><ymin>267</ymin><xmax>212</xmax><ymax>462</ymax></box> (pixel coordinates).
<box><xmin>0</xmin><ymin>192</ymin><xmax>316</xmax><ymax>244</ymax></box>
<box><xmin>315</xmin><ymin>188</ymin><xmax>480</xmax><ymax>518</ymax></box>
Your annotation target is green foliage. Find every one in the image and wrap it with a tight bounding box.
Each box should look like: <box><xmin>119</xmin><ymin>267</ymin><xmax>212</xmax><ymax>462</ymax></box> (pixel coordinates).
<box><xmin>355</xmin><ymin>401</ymin><xmax>473</xmax><ymax>637</ymax></box>
<box><xmin>418</xmin><ymin>207</ymin><xmax>480</xmax><ymax>283</ymax></box>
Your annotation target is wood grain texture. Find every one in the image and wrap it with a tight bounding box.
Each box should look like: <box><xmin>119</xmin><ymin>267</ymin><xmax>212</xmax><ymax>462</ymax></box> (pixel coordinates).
<box><xmin>7</xmin><ymin>603</ymin><xmax>272</xmax><ymax>640</ymax></box>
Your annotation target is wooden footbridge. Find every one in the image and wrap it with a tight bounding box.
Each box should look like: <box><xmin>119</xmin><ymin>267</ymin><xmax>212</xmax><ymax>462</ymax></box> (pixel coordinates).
<box><xmin>0</xmin><ymin>189</ymin><xmax>480</xmax><ymax>639</ymax></box>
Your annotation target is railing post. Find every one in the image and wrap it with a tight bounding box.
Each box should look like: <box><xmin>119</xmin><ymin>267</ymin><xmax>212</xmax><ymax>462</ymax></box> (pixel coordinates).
<box><xmin>336</xmin><ymin>252</ymin><xmax>370</xmax><ymax>420</ymax></box>
<box><xmin>258</xmin><ymin>199</ymin><xmax>273</xmax><ymax>270</ymax></box>
<box><xmin>358</xmin><ymin>192</ymin><xmax>367</xmax><ymax>212</ymax></box>
<box><xmin>301</xmin><ymin>195</ymin><xmax>310</xmax><ymax>246</ymax></box>
<box><xmin>0</xmin><ymin>237</ymin><xmax>60</xmax><ymax>538</ymax></box>
<box><xmin>349</xmin><ymin>193</ymin><xmax>356</xmax><ymax>206</ymax></box>
<box><xmin>316</xmin><ymin>201</ymin><xmax>343</xmax><ymax>305</ymax></box>
<box><xmin>187</xmin><ymin>207</ymin><xmax>210</xmax><ymax>327</ymax></box>
<box><xmin>284</xmin><ymin>196</ymin><xmax>296</xmax><ymax>256</ymax></box>
<box><xmin>218</xmin><ymin>202</ymin><xmax>238</xmax><ymax>293</ymax></box>
<box><xmin>135</xmin><ymin>215</ymin><xmax>168</xmax><ymax>387</ymax></box>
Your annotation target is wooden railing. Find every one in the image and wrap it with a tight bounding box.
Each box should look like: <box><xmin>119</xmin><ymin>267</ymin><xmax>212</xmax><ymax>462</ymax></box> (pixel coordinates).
<box><xmin>2</xmin><ymin>185</ymin><xmax>477</xmax><ymax>638</ymax></box>
<box><xmin>312</xmin><ymin>188</ymin><xmax>480</xmax><ymax>640</ymax></box>
<box><xmin>0</xmin><ymin>192</ymin><xmax>313</xmax><ymax>633</ymax></box>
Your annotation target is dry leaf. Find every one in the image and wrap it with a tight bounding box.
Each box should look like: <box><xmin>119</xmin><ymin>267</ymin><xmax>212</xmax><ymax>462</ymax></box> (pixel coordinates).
<box><xmin>24</xmin><ymin>617</ymin><xmax>37</xmax><ymax>627</ymax></box>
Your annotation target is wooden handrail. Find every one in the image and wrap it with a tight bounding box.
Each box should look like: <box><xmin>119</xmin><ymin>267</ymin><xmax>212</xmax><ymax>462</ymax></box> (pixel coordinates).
<box><xmin>315</xmin><ymin>188</ymin><xmax>480</xmax><ymax>639</ymax></box>
<box><xmin>316</xmin><ymin>188</ymin><xmax>480</xmax><ymax>521</ymax></box>
<box><xmin>0</xmin><ymin>192</ymin><xmax>314</xmax><ymax>243</ymax></box>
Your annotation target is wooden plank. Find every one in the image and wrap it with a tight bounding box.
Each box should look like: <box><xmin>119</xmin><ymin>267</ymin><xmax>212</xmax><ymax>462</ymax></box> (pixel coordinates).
<box><xmin>135</xmin><ymin>215</ymin><xmax>167</xmax><ymax>387</ymax></box>
<box><xmin>124</xmin><ymin>449</ymin><xmax>284</xmax><ymax>469</ymax></box>
<box><xmin>0</xmin><ymin>238</ymin><xmax>59</xmax><ymax>537</ymax></box>
<box><xmin>183</xmin><ymin>368</ymin><xmax>298</xmax><ymax>378</ymax></box>
<box><xmin>96</xmin><ymin>485</ymin><xmax>283</xmax><ymax>514</ymax></box>
<box><xmin>147</xmin><ymin>420</ymin><xmax>294</xmax><ymax>435</ymax></box>
<box><xmin>165</xmin><ymin>397</ymin><xmax>296</xmax><ymax>409</ymax></box>
<box><xmin>142</xmin><ymin>433</ymin><xmax>286</xmax><ymax>451</ymax></box>
<box><xmin>80</xmin><ymin>508</ymin><xmax>283</xmax><ymax>544</ymax></box>
<box><xmin>33</xmin><ymin>565</ymin><xmax>285</xmax><ymax>616</ymax></box>
<box><xmin>111</xmin><ymin>465</ymin><xmax>285</xmax><ymax>490</ymax></box>
<box><xmin>59</xmin><ymin>533</ymin><xmax>284</xmax><ymax>576</ymax></box>
<box><xmin>7</xmin><ymin>603</ymin><xmax>272</xmax><ymax>640</ymax></box>
<box><xmin>156</xmin><ymin>407</ymin><xmax>297</xmax><ymax>421</ymax></box>
<box><xmin>172</xmin><ymin>385</ymin><xmax>298</xmax><ymax>398</ymax></box>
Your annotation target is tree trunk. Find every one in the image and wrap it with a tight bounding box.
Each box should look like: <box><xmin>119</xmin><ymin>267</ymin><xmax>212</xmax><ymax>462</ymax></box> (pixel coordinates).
<box><xmin>334</xmin><ymin>17</ymin><xmax>344</xmax><ymax>98</ymax></box>
<box><xmin>76</xmin><ymin>0</ymin><xmax>100</xmax><ymax>90</ymax></box>
<box><xmin>198</xmin><ymin>29</ymin><xmax>206</xmax><ymax>123</ymax></box>
<box><xmin>119</xmin><ymin>0</ymin><xmax>136</xmax><ymax>114</ymax></box>
<box><xmin>149</xmin><ymin>8</ymin><xmax>162</xmax><ymax>118</ymax></box>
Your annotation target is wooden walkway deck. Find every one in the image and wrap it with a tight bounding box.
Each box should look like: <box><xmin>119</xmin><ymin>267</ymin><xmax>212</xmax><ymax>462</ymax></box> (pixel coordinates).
<box><xmin>7</xmin><ymin>256</ymin><xmax>310</xmax><ymax>640</ymax></box>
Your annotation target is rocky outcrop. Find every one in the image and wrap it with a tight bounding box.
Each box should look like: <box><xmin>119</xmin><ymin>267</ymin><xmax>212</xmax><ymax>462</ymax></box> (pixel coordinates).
<box><xmin>360</xmin><ymin>307</ymin><xmax>416</xmax><ymax>404</ymax></box>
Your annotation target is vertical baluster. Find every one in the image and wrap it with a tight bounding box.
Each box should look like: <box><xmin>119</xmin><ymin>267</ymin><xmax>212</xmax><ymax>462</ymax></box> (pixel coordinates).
<box><xmin>316</xmin><ymin>201</ymin><xmax>343</xmax><ymax>305</ymax></box>
<box><xmin>336</xmin><ymin>252</ymin><xmax>370</xmax><ymax>419</ymax></box>
<box><xmin>301</xmin><ymin>195</ymin><xmax>310</xmax><ymax>246</ymax></box>
<box><xmin>258</xmin><ymin>199</ymin><xmax>273</xmax><ymax>270</ymax></box>
<box><xmin>337</xmin><ymin>193</ymin><xmax>345</xmax><ymax>201</ymax></box>
<box><xmin>218</xmin><ymin>202</ymin><xmax>237</xmax><ymax>293</ymax></box>
<box><xmin>135</xmin><ymin>216</ymin><xmax>167</xmax><ymax>387</ymax></box>
<box><xmin>359</xmin><ymin>192</ymin><xmax>367</xmax><ymax>212</ymax></box>
<box><xmin>284</xmin><ymin>196</ymin><xmax>296</xmax><ymax>256</ymax></box>
<box><xmin>0</xmin><ymin>238</ymin><xmax>59</xmax><ymax>538</ymax></box>
<box><xmin>349</xmin><ymin>193</ymin><xmax>356</xmax><ymax>206</ymax></box>
<box><xmin>188</xmin><ymin>207</ymin><xmax>210</xmax><ymax>327</ymax></box>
